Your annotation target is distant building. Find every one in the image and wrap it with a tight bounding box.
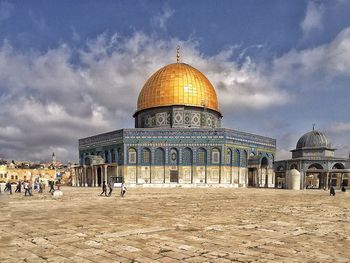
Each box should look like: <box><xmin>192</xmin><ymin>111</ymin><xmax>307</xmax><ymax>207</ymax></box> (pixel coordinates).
<box><xmin>274</xmin><ymin>129</ymin><xmax>350</xmax><ymax>190</ymax></box>
<box><xmin>0</xmin><ymin>165</ymin><xmax>56</xmax><ymax>184</ymax></box>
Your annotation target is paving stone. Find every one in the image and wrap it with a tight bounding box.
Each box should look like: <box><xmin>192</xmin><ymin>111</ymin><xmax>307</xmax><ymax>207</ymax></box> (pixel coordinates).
<box><xmin>0</xmin><ymin>187</ymin><xmax>349</xmax><ymax>262</ymax></box>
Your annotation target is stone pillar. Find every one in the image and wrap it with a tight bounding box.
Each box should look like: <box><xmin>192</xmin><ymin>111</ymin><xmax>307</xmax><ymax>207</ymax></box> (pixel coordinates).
<box><xmin>258</xmin><ymin>168</ymin><xmax>262</xmax><ymax>187</ymax></box>
<box><xmin>91</xmin><ymin>166</ymin><xmax>94</xmax><ymax>187</ymax></box>
<box><xmin>96</xmin><ymin>166</ymin><xmax>99</xmax><ymax>187</ymax></box>
<box><xmin>79</xmin><ymin>168</ymin><xmax>82</xmax><ymax>186</ymax></box>
<box><xmin>83</xmin><ymin>166</ymin><xmax>87</xmax><ymax>187</ymax></box>
<box><xmin>72</xmin><ymin>168</ymin><xmax>76</xmax><ymax>186</ymax></box>
<box><xmin>300</xmin><ymin>171</ymin><xmax>305</xmax><ymax>189</ymax></box>
<box><xmin>104</xmin><ymin>165</ymin><xmax>108</xmax><ymax>183</ymax></box>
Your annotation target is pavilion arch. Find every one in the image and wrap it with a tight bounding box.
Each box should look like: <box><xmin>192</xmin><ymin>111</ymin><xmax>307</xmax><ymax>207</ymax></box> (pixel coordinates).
<box><xmin>261</xmin><ymin>156</ymin><xmax>268</xmax><ymax>168</ymax></box>
<box><xmin>290</xmin><ymin>163</ymin><xmax>298</xmax><ymax>170</ymax></box>
<box><xmin>332</xmin><ymin>163</ymin><xmax>345</xmax><ymax>169</ymax></box>
<box><xmin>308</xmin><ymin>163</ymin><xmax>324</xmax><ymax>170</ymax></box>
<box><xmin>84</xmin><ymin>156</ymin><xmax>91</xmax><ymax>166</ymax></box>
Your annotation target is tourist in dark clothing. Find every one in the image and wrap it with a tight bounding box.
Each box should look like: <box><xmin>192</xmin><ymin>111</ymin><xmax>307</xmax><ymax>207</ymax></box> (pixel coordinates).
<box><xmin>5</xmin><ymin>181</ymin><xmax>12</xmax><ymax>194</ymax></box>
<box><xmin>108</xmin><ymin>180</ymin><xmax>113</xmax><ymax>197</ymax></box>
<box><xmin>49</xmin><ymin>180</ymin><xmax>55</xmax><ymax>193</ymax></box>
<box><xmin>100</xmin><ymin>181</ymin><xmax>107</xmax><ymax>196</ymax></box>
<box><xmin>15</xmin><ymin>180</ymin><xmax>21</xmax><ymax>193</ymax></box>
<box><xmin>330</xmin><ymin>186</ymin><xmax>336</xmax><ymax>196</ymax></box>
<box><xmin>341</xmin><ymin>186</ymin><xmax>346</xmax><ymax>192</ymax></box>
<box><xmin>28</xmin><ymin>180</ymin><xmax>33</xmax><ymax>196</ymax></box>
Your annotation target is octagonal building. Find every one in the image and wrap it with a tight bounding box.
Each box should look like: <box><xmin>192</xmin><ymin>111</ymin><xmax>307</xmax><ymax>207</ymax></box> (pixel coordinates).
<box><xmin>74</xmin><ymin>54</ymin><xmax>276</xmax><ymax>187</ymax></box>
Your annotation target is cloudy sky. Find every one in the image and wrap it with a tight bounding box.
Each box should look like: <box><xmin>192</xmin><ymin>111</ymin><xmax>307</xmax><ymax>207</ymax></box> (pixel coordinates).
<box><xmin>0</xmin><ymin>0</ymin><xmax>350</xmax><ymax>162</ymax></box>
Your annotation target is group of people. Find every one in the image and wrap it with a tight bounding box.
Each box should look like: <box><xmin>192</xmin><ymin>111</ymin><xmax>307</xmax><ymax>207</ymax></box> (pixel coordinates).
<box><xmin>1</xmin><ymin>180</ymin><xmax>34</xmax><ymax>196</ymax></box>
<box><xmin>100</xmin><ymin>181</ymin><xmax>127</xmax><ymax>197</ymax></box>
<box><xmin>1</xmin><ymin>179</ymin><xmax>60</xmax><ymax>196</ymax></box>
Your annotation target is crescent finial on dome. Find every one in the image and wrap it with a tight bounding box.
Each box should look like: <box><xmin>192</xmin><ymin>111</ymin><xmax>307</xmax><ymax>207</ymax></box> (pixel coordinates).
<box><xmin>176</xmin><ymin>45</ymin><xmax>180</xmax><ymax>63</ymax></box>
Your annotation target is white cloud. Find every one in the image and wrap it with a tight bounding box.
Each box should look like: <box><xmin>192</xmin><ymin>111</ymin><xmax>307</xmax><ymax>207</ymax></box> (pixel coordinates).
<box><xmin>4</xmin><ymin>25</ymin><xmax>350</xmax><ymax>162</ymax></box>
<box><xmin>0</xmin><ymin>32</ymin><xmax>289</xmax><ymax>162</ymax></box>
<box><xmin>272</xmin><ymin>27</ymin><xmax>350</xmax><ymax>90</ymax></box>
<box><xmin>151</xmin><ymin>7</ymin><xmax>174</xmax><ymax>31</ymax></box>
<box><xmin>301</xmin><ymin>1</ymin><xmax>325</xmax><ymax>35</ymax></box>
<box><xmin>326</xmin><ymin>122</ymin><xmax>350</xmax><ymax>134</ymax></box>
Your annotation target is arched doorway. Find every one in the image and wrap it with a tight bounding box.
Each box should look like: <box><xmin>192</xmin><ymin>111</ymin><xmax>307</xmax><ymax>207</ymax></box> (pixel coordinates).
<box><xmin>330</xmin><ymin>163</ymin><xmax>346</xmax><ymax>189</ymax></box>
<box><xmin>276</xmin><ymin>165</ymin><xmax>286</xmax><ymax>188</ymax></box>
<box><xmin>306</xmin><ymin>163</ymin><xmax>324</xmax><ymax>189</ymax></box>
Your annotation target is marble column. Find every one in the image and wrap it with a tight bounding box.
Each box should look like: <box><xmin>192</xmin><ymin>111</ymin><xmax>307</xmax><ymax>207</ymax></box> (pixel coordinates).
<box><xmin>83</xmin><ymin>166</ymin><xmax>86</xmax><ymax>187</ymax></box>
<box><xmin>104</xmin><ymin>165</ymin><xmax>108</xmax><ymax>183</ymax></box>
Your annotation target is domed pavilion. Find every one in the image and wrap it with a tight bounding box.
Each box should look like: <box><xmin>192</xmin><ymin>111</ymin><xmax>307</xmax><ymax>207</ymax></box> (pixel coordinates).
<box><xmin>74</xmin><ymin>49</ymin><xmax>276</xmax><ymax>187</ymax></box>
<box><xmin>274</xmin><ymin>128</ymin><xmax>350</xmax><ymax>190</ymax></box>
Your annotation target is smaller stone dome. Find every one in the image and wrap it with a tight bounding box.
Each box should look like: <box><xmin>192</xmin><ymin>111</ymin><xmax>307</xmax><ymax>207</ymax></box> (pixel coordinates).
<box><xmin>296</xmin><ymin>130</ymin><xmax>331</xmax><ymax>149</ymax></box>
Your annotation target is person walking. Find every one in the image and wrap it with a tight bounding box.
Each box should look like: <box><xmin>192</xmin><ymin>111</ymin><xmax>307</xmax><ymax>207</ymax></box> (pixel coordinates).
<box><xmin>24</xmin><ymin>180</ymin><xmax>31</xmax><ymax>196</ymax></box>
<box><xmin>120</xmin><ymin>182</ymin><xmax>127</xmax><ymax>197</ymax></box>
<box><xmin>38</xmin><ymin>181</ymin><xmax>43</xmax><ymax>193</ymax></box>
<box><xmin>107</xmin><ymin>180</ymin><xmax>113</xmax><ymax>197</ymax></box>
<box><xmin>28</xmin><ymin>180</ymin><xmax>33</xmax><ymax>196</ymax></box>
<box><xmin>100</xmin><ymin>181</ymin><xmax>107</xmax><ymax>196</ymax></box>
<box><xmin>15</xmin><ymin>180</ymin><xmax>21</xmax><ymax>193</ymax></box>
<box><xmin>49</xmin><ymin>180</ymin><xmax>55</xmax><ymax>193</ymax></box>
<box><xmin>330</xmin><ymin>185</ymin><xmax>336</xmax><ymax>196</ymax></box>
<box><xmin>5</xmin><ymin>181</ymin><xmax>12</xmax><ymax>195</ymax></box>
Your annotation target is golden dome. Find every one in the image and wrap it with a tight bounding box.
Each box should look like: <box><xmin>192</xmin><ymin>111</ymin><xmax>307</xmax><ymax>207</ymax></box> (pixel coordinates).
<box><xmin>136</xmin><ymin>63</ymin><xmax>219</xmax><ymax>113</ymax></box>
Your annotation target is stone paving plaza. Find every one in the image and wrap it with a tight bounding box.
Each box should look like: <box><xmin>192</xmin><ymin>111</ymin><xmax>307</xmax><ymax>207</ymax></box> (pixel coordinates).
<box><xmin>0</xmin><ymin>187</ymin><xmax>349</xmax><ymax>262</ymax></box>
